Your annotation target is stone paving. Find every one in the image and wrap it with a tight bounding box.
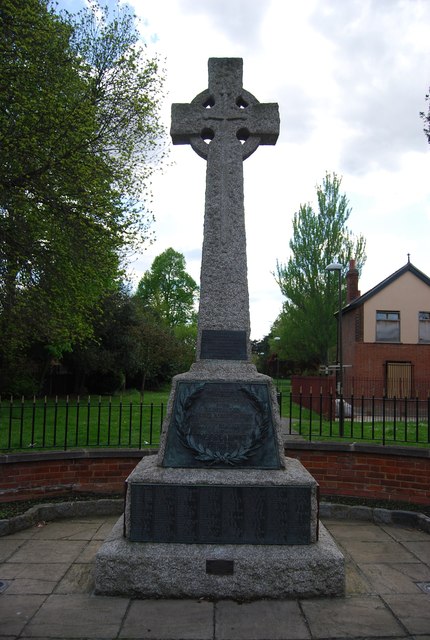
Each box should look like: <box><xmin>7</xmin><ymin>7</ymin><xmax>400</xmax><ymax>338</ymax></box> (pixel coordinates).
<box><xmin>0</xmin><ymin>513</ymin><xmax>429</xmax><ymax>639</ymax></box>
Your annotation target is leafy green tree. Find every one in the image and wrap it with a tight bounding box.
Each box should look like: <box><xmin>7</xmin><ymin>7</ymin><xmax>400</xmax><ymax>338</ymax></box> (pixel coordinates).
<box><xmin>421</xmin><ymin>87</ymin><xmax>430</xmax><ymax>144</ymax></box>
<box><xmin>65</xmin><ymin>286</ymin><xmax>196</xmax><ymax>397</ymax></box>
<box><xmin>274</xmin><ymin>173</ymin><xmax>366</xmax><ymax>370</ymax></box>
<box><xmin>135</xmin><ymin>248</ymin><xmax>199</xmax><ymax>328</ymax></box>
<box><xmin>0</xmin><ymin>0</ymin><xmax>165</xmax><ymax>393</ymax></box>
<box><xmin>64</xmin><ymin>286</ymin><xmax>138</xmax><ymax>394</ymax></box>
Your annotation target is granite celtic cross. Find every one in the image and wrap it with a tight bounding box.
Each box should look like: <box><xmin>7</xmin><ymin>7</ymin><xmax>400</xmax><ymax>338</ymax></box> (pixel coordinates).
<box><xmin>171</xmin><ymin>58</ymin><xmax>279</xmax><ymax>361</ymax></box>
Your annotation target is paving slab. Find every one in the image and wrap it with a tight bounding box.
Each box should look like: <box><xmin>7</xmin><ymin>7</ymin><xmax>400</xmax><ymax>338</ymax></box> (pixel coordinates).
<box><xmin>342</xmin><ymin>539</ymin><xmax>420</xmax><ymax>564</ymax></box>
<box><xmin>0</xmin><ymin>538</ymin><xmax>26</xmax><ymax>562</ymax></box>
<box><xmin>5</xmin><ymin>539</ymin><xmax>87</xmax><ymax>564</ymax></box>
<box><xmin>55</xmin><ymin>563</ymin><xmax>94</xmax><ymax>594</ymax></box>
<box><xmin>357</xmin><ymin>561</ymin><xmax>430</xmax><ymax>594</ymax></box>
<box><xmin>381</xmin><ymin>523</ymin><xmax>430</xmax><ymax>542</ymax></box>
<box><xmin>215</xmin><ymin>599</ymin><xmax>310</xmax><ymax>640</ymax></box>
<box><xmin>324</xmin><ymin>521</ymin><xmax>396</xmax><ymax>542</ymax></box>
<box><xmin>1</xmin><ymin>511</ymin><xmax>429</xmax><ymax>639</ymax></box>
<box><xmin>0</xmin><ymin>594</ymin><xmax>47</xmax><ymax>636</ymax></box>
<box><xmin>119</xmin><ymin>598</ymin><xmax>213</xmax><ymax>639</ymax></box>
<box><xmin>93</xmin><ymin>518</ymin><xmax>119</xmax><ymax>541</ymax></box>
<box><xmin>301</xmin><ymin>595</ymin><xmax>406</xmax><ymax>638</ymax></box>
<box><xmin>0</xmin><ymin>561</ymin><xmax>69</xmax><ymax>584</ymax></box>
<box><xmin>75</xmin><ymin>539</ymin><xmax>102</xmax><ymax>563</ymax></box>
<box><xmin>0</xmin><ymin>561</ymin><xmax>69</xmax><ymax>595</ymax></box>
<box><xmin>401</xmin><ymin>539</ymin><xmax>430</xmax><ymax>563</ymax></box>
<box><xmin>21</xmin><ymin>593</ymin><xmax>129</xmax><ymax>638</ymax></box>
<box><xmin>344</xmin><ymin>563</ymin><xmax>371</xmax><ymax>595</ymax></box>
<box><xmin>30</xmin><ymin>519</ymin><xmax>102</xmax><ymax>540</ymax></box>
<box><xmin>383</xmin><ymin>593</ymin><xmax>430</xmax><ymax>634</ymax></box>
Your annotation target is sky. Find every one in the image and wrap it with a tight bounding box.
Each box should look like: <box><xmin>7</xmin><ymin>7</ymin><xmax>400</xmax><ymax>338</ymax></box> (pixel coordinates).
<box><xmin>62</xmin><ymin>0</ymin><xmax>430</xmax><ymax>340</ymax></box>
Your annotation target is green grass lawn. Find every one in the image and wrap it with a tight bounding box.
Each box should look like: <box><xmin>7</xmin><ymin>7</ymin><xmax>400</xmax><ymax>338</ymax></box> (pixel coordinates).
<box><xmin>1</xmin><ymin>385</ymin><xmax>429</xmax><ymax>452</ymax></box>
<box><xmin>280</xmin><ymin>395</ymin><xmax>430</xmax><ymax>447</ymax></box>
<box><xmin>0</xmin><ymin>388</ymin><xmax>170</xmax><ymax>451</ymax></box>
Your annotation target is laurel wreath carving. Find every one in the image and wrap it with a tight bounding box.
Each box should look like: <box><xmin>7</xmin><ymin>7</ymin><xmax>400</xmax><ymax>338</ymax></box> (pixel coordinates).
<box><xmin>174</xmin><ymin>384</ymin><xmax>270</xmax><ymax>465</ymax></box>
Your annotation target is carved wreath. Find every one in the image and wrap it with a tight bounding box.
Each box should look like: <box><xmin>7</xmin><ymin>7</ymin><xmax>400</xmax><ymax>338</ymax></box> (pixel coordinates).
<box><xmin>174</xmin><ymin>384</ymin><xmax>270</xmax><ymax>465</ymax></box>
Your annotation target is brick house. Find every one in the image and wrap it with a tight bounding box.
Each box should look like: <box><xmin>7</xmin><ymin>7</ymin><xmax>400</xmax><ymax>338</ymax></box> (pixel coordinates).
<box><xmin>342</xmin><ymin>258</ymin><xmax>430</xmax><ymax>398</ymax></box>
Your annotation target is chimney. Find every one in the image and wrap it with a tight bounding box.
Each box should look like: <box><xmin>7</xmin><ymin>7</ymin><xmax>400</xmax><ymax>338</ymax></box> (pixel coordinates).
<box><xmin>346</xmin><ymin>259</ymin><xmax>360</xmax><ymax>303</ymax></box>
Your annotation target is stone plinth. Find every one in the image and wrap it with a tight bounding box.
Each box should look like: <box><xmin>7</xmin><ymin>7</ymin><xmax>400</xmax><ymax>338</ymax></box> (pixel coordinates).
<box><xmin>95</xmin><ymin>454</ymin><xmax>345</xmax><ymax>599</ymax></box>
<box><xmin>124</xmin><ymin>455</ymin><xmax>319</xmax><ymax>544</ymax></box>
<box><xmin>95</xmin><ymin>362</ymin><xmax>345</xmax><ymax>599</ymax></box>
<box><xmin>95</xmin><ymin>517</ymin><xmax>344</xmax><ymax>599</ymax></box>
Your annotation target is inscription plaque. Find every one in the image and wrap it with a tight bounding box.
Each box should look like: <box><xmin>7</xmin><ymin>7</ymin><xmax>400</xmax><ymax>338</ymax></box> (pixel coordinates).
<box><xmin>200</xmin><ymin>330</ymin><xmax>247</xmax><ymax>360</ymax></box>
<box><xmin>162</xmin><ymin>381</ymin><xmax>281</xmax><ymax>469</ymax></box>
<box><xmin>206</xmin><ymin>560</ymin><xmax>234</xmax><ymax>575</ymax></box>
<box><xmin>129</xmin><ymin>484</ymin><xmax>312</xmax><ymax>544</ymax></box>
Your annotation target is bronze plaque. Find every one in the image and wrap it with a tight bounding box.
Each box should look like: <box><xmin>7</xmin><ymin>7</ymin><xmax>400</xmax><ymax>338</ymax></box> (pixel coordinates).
<box><xmin>129</xmin><ymin>484</ymin><xmax>312</xmax><ymax>544</ymax></box>
<box><xmin>200</xmin><ymin>330</ymin><xmax>247</xmax><ymax>360</ymax></box>
<box><xmin>162</xmin><ymin>381</ymin><xmax>281</xmax><ymax>469</ymax></box>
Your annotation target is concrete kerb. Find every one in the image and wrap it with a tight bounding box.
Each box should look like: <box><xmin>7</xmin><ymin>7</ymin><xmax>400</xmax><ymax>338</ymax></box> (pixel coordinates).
<box><xmin>0</xmin><ymin>498</ymin><xmax>124</xmax><ymax>536</ymax></box>
<box><xmin>319</xmin><ymin>501</ymin><xmax>430</xmax><ymax>533</ymax></box>
<box><xmin>1</xmin><ymin>498</ymin><xmax>429</xmax><ymax>537</ymax></box>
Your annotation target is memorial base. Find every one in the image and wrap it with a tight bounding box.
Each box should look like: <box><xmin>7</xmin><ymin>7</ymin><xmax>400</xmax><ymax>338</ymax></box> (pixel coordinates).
<box><xmin>95</xmin><ymin>455</ymin><xmax>345</xmax><ymax>599</ymax></box>
<box><xmin>95</xmin><ymin>518</ymin><xmax>344</xmax><ymax>599</ymax></box>
<box><xmin>94</xmin><ymin>363</ymin><xmax>345</xmax><ymax>599</ymax></box>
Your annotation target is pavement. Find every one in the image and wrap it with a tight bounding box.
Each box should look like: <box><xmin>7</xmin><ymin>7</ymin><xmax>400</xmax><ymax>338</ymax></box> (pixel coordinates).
<box><xmin>0</xmin><ymin>512</ymin><xmax>430</xmax><ymax>639</ymax></box>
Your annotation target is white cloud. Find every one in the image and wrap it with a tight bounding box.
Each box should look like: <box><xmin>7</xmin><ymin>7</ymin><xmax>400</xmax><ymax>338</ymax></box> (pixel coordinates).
<box><xmin>100</xmin><ymin>0</ymin><xmax>430</xmax><ymax>339</ymax></box>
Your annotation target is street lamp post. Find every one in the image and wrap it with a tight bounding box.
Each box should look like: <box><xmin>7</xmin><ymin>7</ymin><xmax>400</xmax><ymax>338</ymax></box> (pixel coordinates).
<box><xmin>326</xmin><ymin>262</ymin><xmax>344</xmax><ymax>436</ymax></box>
<box><xmin>274</xmin><ymin>336</ymin><xmax>281</xmax><ymax>390</ymax></box>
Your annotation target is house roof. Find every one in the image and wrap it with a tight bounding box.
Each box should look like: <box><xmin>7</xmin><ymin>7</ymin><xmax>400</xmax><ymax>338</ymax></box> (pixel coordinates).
<box><xmin>342</xmin><ymin>261</ymin><xmax>430</xmax><ymax>314</ymax></box>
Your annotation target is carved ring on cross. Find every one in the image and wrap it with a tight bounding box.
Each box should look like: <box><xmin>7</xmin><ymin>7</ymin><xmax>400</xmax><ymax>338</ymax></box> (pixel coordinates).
<box><xmin>187</xmin><ymin>88</ymin><xmax>262</xmax><ymax>161</ymax></box>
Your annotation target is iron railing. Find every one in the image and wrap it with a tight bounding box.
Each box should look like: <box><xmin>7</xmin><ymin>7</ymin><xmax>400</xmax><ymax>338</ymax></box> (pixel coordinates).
<box><xmin>279</xmin><ymin>390</ymin><xmax>430</xmax><ymax>446</ymax></box>
<box><xmin>0</xmin><ymin>396</ymin><xmax>164</xmax><ymax>452</ymax></box>
<box><xmin>1</xmin><ymin>391</ymin><xmax>430</xmax><ymax>452</ymax></box>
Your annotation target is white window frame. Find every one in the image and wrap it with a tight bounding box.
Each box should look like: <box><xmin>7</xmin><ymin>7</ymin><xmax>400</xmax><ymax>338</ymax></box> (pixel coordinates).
<box><xmin>376</xmin><ymin>311</ymin><xmax>400</xmax><ymax>342</ymax></box>
<box><xmin>419</xmin><ymin>311</ymin><xmax>430</xmax><ymax>343</ymax></box>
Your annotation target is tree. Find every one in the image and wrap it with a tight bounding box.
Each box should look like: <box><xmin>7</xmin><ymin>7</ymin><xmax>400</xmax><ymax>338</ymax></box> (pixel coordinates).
<box><xmin>0</xmin><ymin>0</ymin><xmax>165</xmax><ymax>393</ymax></box>
<box><xmin>421</xmin><ymin>87</ymin><xmax>430</xmax><ymax>144</ymax></box>
<box><xmin>275</xmin><ymin>173</ymin><xmax>366</xmax><ymax>370</ymax></box>
<box><xmin>63</xmin><ymin>286</ymin><xmax>194</xmax><ymax>397</ymax></box>
<box><xmin>135</xmin><ymin>248</ymin><xmax>199</xmax><ymax>328</ymax></box>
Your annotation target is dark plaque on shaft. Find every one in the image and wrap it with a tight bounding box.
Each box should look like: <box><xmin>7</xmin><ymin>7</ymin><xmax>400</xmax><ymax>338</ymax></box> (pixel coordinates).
<box><xmin>129</xmin><ymin>483</ymin><xmax>312</xmax><ymax>544</ymax></box>
<box><xmin>200</xmin><ymin>330</ymin><xmax>247</xmax><ymax>360</ymax></box>
<box><xmin>162</xmin><ymin>381</ymin><xmax>281</xmax><ymax>469</ymax></box>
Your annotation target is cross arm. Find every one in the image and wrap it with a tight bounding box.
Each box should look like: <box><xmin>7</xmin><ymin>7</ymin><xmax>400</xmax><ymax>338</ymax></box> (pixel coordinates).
<box><xmin>171</xmin><ymin>103</ymin><xmax>206</xmax><ymax>145</ymax></box>
<box><xmin>248</xmin><ymin>103</ymin><xmax>280</xmax><ymax>145</ymax></box>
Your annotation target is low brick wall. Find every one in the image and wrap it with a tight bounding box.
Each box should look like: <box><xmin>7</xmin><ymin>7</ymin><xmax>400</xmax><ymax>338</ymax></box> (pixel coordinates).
<box><xmin>285</xmin><ymin>442</ymin><xmax>430</xmax><ymax>506</ymax></box>
<box><xmin>0</xmin><ymin>450</ymin><xmax>149</xmax><ymax>502</ymax></box>
<box><xmin>1</xmin><ymin>445</ymin><xmax>429</xmax><ymax>506</ymax></box>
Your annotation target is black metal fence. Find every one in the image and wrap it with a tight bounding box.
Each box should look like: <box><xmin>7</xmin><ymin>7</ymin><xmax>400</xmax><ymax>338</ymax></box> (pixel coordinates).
<box><xmin>0</xmin><ymin>396</ymin><xmax>164</xmax><ymax>452</ymax></box>
<box><xmin>279</xmin><ymin>390</ymin><xmax>430</xmax><ymax>446</ymax></box>
<box><xmin>1</xmin><ymin>392</ymin><xmax>430</xmax><ymax>453</ymax></box>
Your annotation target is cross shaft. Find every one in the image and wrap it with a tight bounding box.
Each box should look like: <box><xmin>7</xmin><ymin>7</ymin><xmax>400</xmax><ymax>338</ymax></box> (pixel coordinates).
<box><xmin>171</xmin><ymin>58</ymin><xmax>279</xmax><ymax>361</ymax></box>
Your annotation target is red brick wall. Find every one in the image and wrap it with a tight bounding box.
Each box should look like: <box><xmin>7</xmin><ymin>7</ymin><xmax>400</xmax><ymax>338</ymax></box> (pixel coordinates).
<box><xmin>286</xmin><ymin>443</ymin><xmax>430</xmax><ymax>506</ymax></box>
<box><xmin>0</xmin><ymin>450</ymin><xmax>147</xmax><ymax>502</ymax></box>
<box><xmin>1</xmin><ymin>446</ymin><xmax>429</xmax><ymax>507</ymax></box>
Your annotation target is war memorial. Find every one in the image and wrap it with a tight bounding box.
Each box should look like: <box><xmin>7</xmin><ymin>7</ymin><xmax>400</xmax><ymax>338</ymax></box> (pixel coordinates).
<box><xmin>95</xmin><ymin>58</ymin><xmax>345</xmax><ymax>599</ymax></box>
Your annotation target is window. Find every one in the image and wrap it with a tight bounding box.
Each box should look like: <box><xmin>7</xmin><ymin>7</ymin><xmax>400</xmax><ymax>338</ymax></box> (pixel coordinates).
<box><xmin>419</xmin><ymin>311</ymin><xmax>430</xmax><ymax>343</ymax></box>
<box><xmin>376</xmin><ymin>311</ymin><xmax>400</xmax><ymax>342</ymax></box>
